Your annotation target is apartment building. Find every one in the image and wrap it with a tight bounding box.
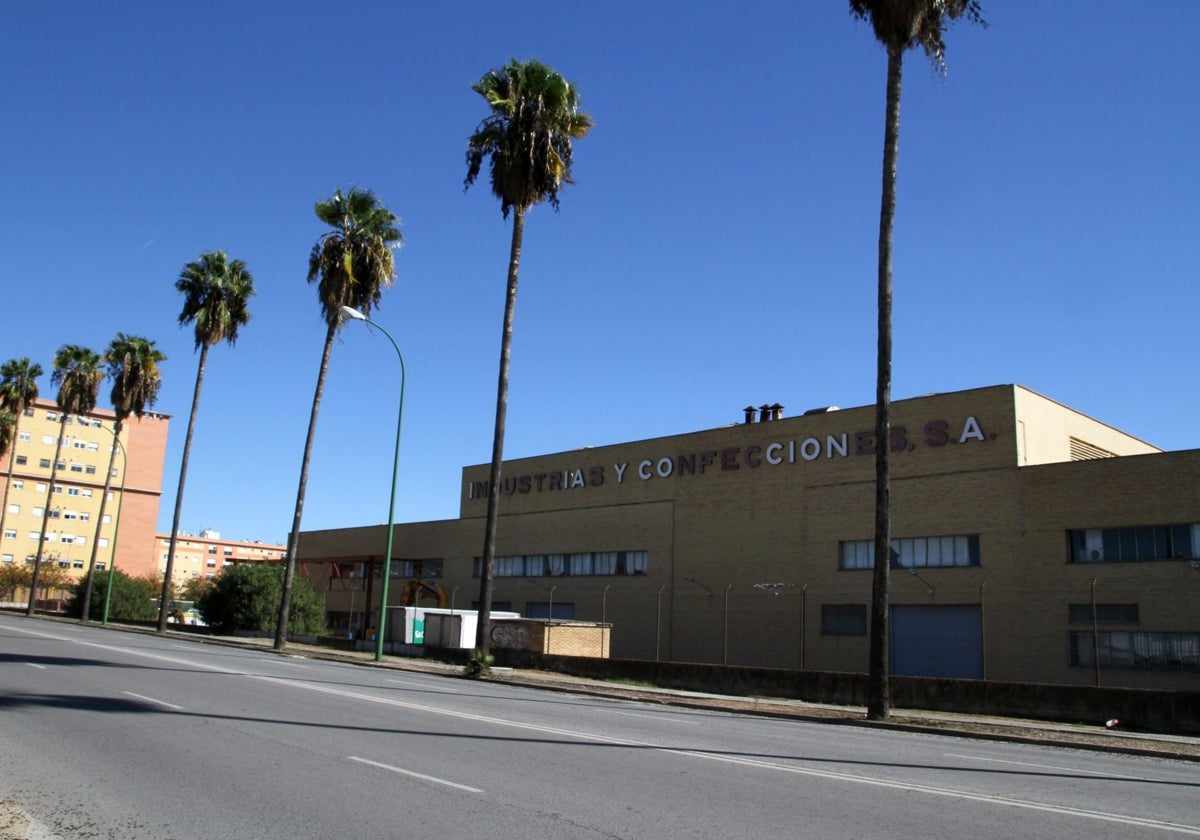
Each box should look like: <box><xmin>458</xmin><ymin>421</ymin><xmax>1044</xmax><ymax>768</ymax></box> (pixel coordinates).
<box><xmin>154</xmin><ymin>529</ymin><xmax>286</xmax><ymax>589</ymax></box>
<box><xmin>0</xmin><ymin>397</ymin><xmax>169</xmax><ymax>583</ymax></box>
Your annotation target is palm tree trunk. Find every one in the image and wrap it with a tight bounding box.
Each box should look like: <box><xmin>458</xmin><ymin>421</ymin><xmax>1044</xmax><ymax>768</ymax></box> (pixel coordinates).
<box><xmin>0</xmin><ymin>411</ymin><xmax>25</xmax><ymax>558</ymax></box>
<box><xmin>867</xmin><ymin>43</ymin><xmax>903</xmax><ymax>722</ymax></box>
<box><xmin>27</xmin><ymin>417</ymin><xmax>67</xmax><ymax>616</ymax></box>
<box><xmin>276</xmin><ymin>322</ymin><xmax>337</xmax><ymax>650</ymax></box>
<box><xmin>475</xmin><ymin>207</ymin><xmax>526</xmax><ymax>656</ymax></box>
<box><xmin>159</xmin><ymin>346</ymin><xmax>209</xmax><ymax>632</ymax></box>
<box><xmin>81</xmin><ymin>420</ymin><xmax>120</xmax><ymax>622</ymax></box>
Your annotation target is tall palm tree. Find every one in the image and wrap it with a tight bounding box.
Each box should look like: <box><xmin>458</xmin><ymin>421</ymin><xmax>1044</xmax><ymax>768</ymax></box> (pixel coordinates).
<box><xmin>27</xmin><ymin>345</ymin><xmax>102</xmax><ymax>616</ymax></box>
<box><xmin>464</xmin><ymin>58</ymin><xmax>592</xmax><ymax>662</ymax></box>
<box><xmin>0</xmin><ymin>357</ymin><xmax>42</xmax><ymax>557</ymax></box>
<box><xmin>275</xmin><ymin>188</ymin><xmax>402</xmax><ymax>650</ymax></box>
<box><xmin>849</xmin><ymin>0</ymin><xmax>985</xmax><ymax>720</ymax></box>
<box><xmin>159</xmin><ymin>252</ymin><xmax>254</xmax><ymax>632</ymax></box>
<box><xmin>78</xmin><ymin>334</ymin><xmax>166</xmax><ymax>623</ymax></box>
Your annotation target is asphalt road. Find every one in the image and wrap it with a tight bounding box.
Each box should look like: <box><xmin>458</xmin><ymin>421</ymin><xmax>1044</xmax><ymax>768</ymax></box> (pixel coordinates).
<box><xmin>2</xmin><ymin>615</ymin><xmax>1198</xmax><ymax>840</ymax></box>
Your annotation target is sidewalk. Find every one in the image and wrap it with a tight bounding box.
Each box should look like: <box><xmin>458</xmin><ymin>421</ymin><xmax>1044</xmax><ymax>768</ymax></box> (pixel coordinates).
<box><xmin>218</xmin><ymin>633</ymin><xmax>1200</xmax><ymax>763</ymax></box>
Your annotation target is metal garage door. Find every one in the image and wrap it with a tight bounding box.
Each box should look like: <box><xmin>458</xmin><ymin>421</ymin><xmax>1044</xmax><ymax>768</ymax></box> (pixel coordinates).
<box><xmin>891</xmin><ymin>604</ymin><xmax>982</xmax><ymax>679</ymax></box>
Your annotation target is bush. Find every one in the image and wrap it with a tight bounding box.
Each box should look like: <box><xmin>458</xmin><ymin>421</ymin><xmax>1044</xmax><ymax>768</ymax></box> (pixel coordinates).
<box><xmin>64</xmin><ymin>569</ymin><xmax>158</xmax><ymax>622</ymax></box>
<box><xmin>197</xmin><ymin>563</ymin><xmax>324</xmax><ymax>636</ymax></box>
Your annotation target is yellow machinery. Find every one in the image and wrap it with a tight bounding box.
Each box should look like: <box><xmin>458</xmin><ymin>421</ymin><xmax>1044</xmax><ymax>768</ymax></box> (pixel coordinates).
<box><xmin>400</xmin><ymin>579</ymin><xmax>448</xmax><ymax>608</ymax></box>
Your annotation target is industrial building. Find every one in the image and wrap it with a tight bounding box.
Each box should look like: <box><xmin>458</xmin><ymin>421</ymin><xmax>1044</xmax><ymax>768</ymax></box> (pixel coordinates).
<box><xmin>297</xmin><ymin>384</ymin><xmax>1200</xmax><ymax>691</ymax></box>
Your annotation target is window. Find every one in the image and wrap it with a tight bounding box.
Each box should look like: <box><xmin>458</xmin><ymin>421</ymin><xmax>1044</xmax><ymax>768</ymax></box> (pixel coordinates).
<box><xmin>69</xmin><ymin>464</ymin><xmax>84</xmax><ymax>473</ymax></box>
<box><xmin>28</xmin><ymin>532</ymin><xmax>39</xmax><ymax>541</ymax></box>
<box><xmin>840</xmin><ymin>535</ymin><xmax>980</xmax><ymax>569</ymax></box>
<box><xmin>1</xmin><ymin>554</ymin><xmax>11</xmax><ymax>564</ymax></box>
<box><xmin>35</xmin><ymin>483</ymin><xmax>46</xmax><ymax>493</ymax></box>
<box><xmin>66</xmin><ymin>487</ymin><xmax>80</xmax><ymax>497</ymax></box>
<box><xmin>85</xmin><ymin>465</ymin><xmax>96</xmax><ymax>475</ymax></box>
<box><xmin>1070</xmin><ymin>631</ymin><xmax>1200</xmax><ymax>672</ymax></box>
<box><xmin>96</xmin><ymin>563</ymin><xmax>106</xmax><ymax>571</ymax></box>
<box><xmin>207</xmin><ymin>560</ymin><xmax>217</xmax><ymax>568</ymax></box>
<box><xmin>42</xmin><ymin>435</ymin><xmax>55</xmax><ymax>445</ymax></box>
<box><xmin>474</xmin><ymin>551</ymin><xmax>648</xmax><ymax>578</ymax></box>
<box><xmin>1068</xmin><ymin>524</ymin><xmax>1199</xmax><ymax>563</ymax></box>
<box><xmin>38</xmin><ymin>458</ymin><xmax>51</xmax><ymax>469</ymax></box>
<box><xmin>12</xmin><ymin>480</ymin><xmax>22</xmax><ymax>490</ymax></box>
<box><xmin>87</xmin><ymin>441</ymin><xmax>99</xmax><ymax>452</ymax></box>
<box><xmin>102</xmin><ymin>514</ymin><xmax>112</xmax><ymax>525</ymax></box>
<box><xmin>6</xmin><ymin>504</ymin><xmax>17</xmax><ymax>515</ymax></box>
<box><xmin>98</xmin><ymin>538</ymin><xmax>109</xmax><ymax>548</ymax></box>
<box><xmin>822</xmin><ymin>604</ymin><xmax>867</xmax><ymax>636</ymax></box>
<box><xmin>1069</xmin><ymin>604</ymin><xmax>1139</xmax><ymax>624</ymax></box>
<box><xmin>18</xmin><ymin>431</ymin><xmax>30</xmax><ymax>442</ymax></box>
<box><xmin>223</xmin><ymin>547</ymin><xmax>233</xmax><ymax>556</ymax></box>
<box><xmin>72</xmin><ymin>440</ymin><xmax>87</xmax><ymax>450</ymax></box>
<box><xmin>208</xmin><ymin>546</ymin><xmax>217</xmax><ymax>554</ymax></box>
<box><xmin>45</xmin><ymin>412</ymin><xmax>57</xmax><ymax>421</ymax></box>
<box><xmin>15</xmin><ymin>455</ymin><xmax>26</xmax><ymax>466</ymax></box>
<box><xmin>3</xmin><ymin>529</ymin><xmax>15</xmax><ymax>540</ymax></box>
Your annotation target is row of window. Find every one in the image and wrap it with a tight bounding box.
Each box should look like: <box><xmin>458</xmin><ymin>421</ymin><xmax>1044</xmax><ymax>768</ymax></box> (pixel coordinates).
<box><xmin>472</xmin><ymin>551</ymin><xmax>650</xmax><ymax>578</ymax></box>
<box><xmin>0</xmin><ymin>555</ymin><xmax>106</xmax><ymax>571</ymax></box>
<box><xmin>840</xmin><ymin>536</ymin><xmax>980</xmax><ymax>570</ymax></box>
<box><xmin>10</xmin><ymin>454</ymin><xmax>116</xmax><ymax>476</ymax></box>
<box><xmin>7</xmin><ymin>505</ymin><xmax>101</xmax><ymax>522</ymax></box>
<box><xmin>1069</xmin><ymin>523</ymin><xmax>1200</xmax><ymax>564</ymax></box>
<box><xmin>1070</xmin><ymin>631</ymin><xmax>1200</xmax><ymax>672</ymax></box>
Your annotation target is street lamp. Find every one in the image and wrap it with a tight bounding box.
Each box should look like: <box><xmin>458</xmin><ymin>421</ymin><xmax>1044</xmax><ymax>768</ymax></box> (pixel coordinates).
<box><xmin>527</xmin><ymin>578</ymin><xmax>557</xmax><ymax>619</ymax></box>
<box><xmin>82</xmin><ymin>424</ymin><xmax>127</xmax><ymax>626</ymax></box>
<box><xmin>340</xmin><ymin>305</ymin><xmax>407</xmax><ymax>663</ymax></box>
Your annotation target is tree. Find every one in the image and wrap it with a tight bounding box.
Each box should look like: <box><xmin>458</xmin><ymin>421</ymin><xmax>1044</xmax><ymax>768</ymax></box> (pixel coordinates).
<box><xmin>79</xmin><ymin>334</ymin><xmax>165</xmax><ymax>622</ymax></box>
<box><xmin>28</xmin><ymin>345</ymin><xmax>102</xmax><ymax>616</ymax></box>
<box><xmin>204</xmin><ymin>563</ymin><xmax>324</xmax><ymax>637</ymax></box>
<box><xmin>464</xmin><ymin>58</ymin><xmax>592</xmax><ymax>665</ymax></box>
<box><xmin>161</xmin><ymin>251</ymin><xmax>255</xmax><ymax>632</ymax></box>
<box><xmin>66</xmin><ymin>568</ymin><xmax>157</xmax><ymax>623</ymax></box>
<box><xmin>0</xmin><ymin>357</ymin><xmax>43</xmax><ymax>558</ymax></box>
<box><xmin>276</xmin><ymin>188</ymin><xmax>401</xmax><ymax>650</ymax></box>
<box><xmin>849</xmin><ymin>0</ymin><xmax>985</xmax><ymax>720</ymax></box>
<box><xmin>0</xmin><ymin>561</ymin><xmax>30</xmax><ymax>603</ymax></box>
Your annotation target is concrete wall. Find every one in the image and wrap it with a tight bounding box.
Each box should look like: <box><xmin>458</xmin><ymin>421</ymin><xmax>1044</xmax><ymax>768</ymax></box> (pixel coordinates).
<box><xmin>475</xmin><ymin>651</ymin><xmax>1200</xmax><ymax>735</ymax></box>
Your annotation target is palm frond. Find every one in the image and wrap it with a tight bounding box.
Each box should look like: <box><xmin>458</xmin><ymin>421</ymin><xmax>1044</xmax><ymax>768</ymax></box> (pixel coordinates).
<box><xmin>464</xmin><ymin>58</ymin><xmax>593</xmax><ymax>218</ymax></box>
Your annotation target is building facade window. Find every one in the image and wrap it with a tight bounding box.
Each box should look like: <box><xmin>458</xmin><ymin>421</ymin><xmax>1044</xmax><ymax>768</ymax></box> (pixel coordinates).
<box><xmin>1068</xmin><ymin>524</ymin><xmax>1199</xmax><ymax>563</ymax></box>
<box><xmin>1069</xmin><ymin>604</ymin><xmax>1139</xmax><ymax>624</ymax></box>
<box><xmin>1070</xmin><ymin>630</ymin><xmax>1200</xmax><ymax>672</ymax></box>
<box><xmin>821</xmin><ymin>604</ymin><xmax>867</xmax><ymax>636</ymax></box>
<box><xmin>15</xmin><ymin>455</ymin><xmax>26</xmax><ymax>466</ymax></box>
<box><xmin>840</xmin><ymin>535</ymin><xmax>980</xmax><ymax>570</ymax></box>
<box><xmin>475</xmin><ymin>550</ymin><xmax>649</xmax><ymax>578</ymax></box>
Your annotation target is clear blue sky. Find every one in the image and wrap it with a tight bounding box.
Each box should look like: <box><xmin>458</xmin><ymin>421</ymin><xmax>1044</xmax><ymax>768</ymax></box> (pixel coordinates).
<box><xmin>2</xmin><ymin>2</ymin><xmax>1197</xmax><ymax>545</ymax></box>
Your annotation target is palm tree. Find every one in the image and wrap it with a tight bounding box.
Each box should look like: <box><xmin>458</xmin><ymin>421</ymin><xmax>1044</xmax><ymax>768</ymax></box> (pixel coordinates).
<box><xmin>275</xmin><ymin>188</ymin><xmax>402</xmax><ymax>650</ymax></box>
<box><xmin>464</xmin><ymin>58</ymin><xmax>592</xmax><ymax>662</ymax></box>
<box><xmin>27</xmin><ymin>345</ymin><xmax>102</xmax><ymax>616</ymax></box>
<box><xmin>78</xmin><ymin>334</ymin><xmax>166</xmax><ymax>623</ymax></box>
<box><xmin>159</xmin><ymin>252</ymin><xmax>254</xmax><ymax>632</ymax></box>
<box><xmin>849</xmin><ymin>0</ymin><xmax>985</xmax><ymax>720</ymax></box>
<box><xmin>0</xmin><ymin>357</ymin><xmax>42</xmax><ymax>557</ymax></box>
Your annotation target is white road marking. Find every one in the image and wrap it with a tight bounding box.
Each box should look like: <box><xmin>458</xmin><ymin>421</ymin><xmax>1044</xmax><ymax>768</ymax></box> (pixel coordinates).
<box><xmin>384</xmin><ymin>677</ymin><xmax>461</xmax><ymax>692</ymax></box>
<box><xmin>346</xmin><ymin>756</ymin><xmax>483</xmax><ymax>793</ymax></box>
<box><xmin>25</xmin><ymin>662</ymin><xmax>47</xmax><ymax>669</ymax></box>
<box><xmin>945</xmin><ymin>752</ymin><xmax>1155</xmax><ymax>780</ymax></box>
<box><xmin>605</xmin><ymin>708</ymin><xmax>699</xmax><ymax>725</ymax></box>
<box><xmin>122</xmin><ymin>691</ymin><xmax>185</xmax><ymax>711</ymax></box>
<box><xmin>9</xmin><ymin>621</ymin><xmax>1197</xmax><ymax>835</ymax></box>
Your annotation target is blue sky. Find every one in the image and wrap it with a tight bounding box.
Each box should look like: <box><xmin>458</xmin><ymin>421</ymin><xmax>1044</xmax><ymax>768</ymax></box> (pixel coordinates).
<box><xmin>2</xmin><ymin>2</ymin><xmax>1197</xmax><ymax>545</ymax></box>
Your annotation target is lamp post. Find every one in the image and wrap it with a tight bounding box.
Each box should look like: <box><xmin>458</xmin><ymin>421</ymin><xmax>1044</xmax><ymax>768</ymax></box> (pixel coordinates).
<box><xmin>340</xmin><ymin>305</ymin><xmax>407</xmax><ymax>663</ymax></box>
<box><xmin>86</xmin><ymin>425</ymin><xmax>127</xmax><ymax>626</ymax></box>
<box><xmin>526</xmin><ymin>577</ymin><xmax>557</xmax><ymax>619</ymax></box>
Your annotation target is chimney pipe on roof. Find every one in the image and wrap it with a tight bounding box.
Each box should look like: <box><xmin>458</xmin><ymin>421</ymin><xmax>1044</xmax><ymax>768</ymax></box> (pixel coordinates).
<box><xmin>743</xmin><ymin>406</ymin><xmax>757</xmax><ymax>424</ymax></box>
